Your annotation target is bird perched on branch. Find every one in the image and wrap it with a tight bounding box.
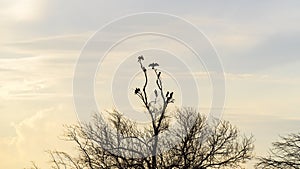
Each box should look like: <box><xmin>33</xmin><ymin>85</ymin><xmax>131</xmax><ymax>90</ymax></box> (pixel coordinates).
<box><xmin>149</xmin><ymin>62</ymin><xmax>159</xmax><ymax>69</ymax></box>
<box><xmin>166</xmin><ymin>91</ymin><xmax>174</xmax><ymax>103</ymax></box>
<box><xmin>138</xmin><ymin>55</ymin><xmax>144</xmax><ymax>62</ymax></box>
<box><xmin>170</xmin><ymin>92</ymin><xmax>173</xmax><ymax>98</ymax></box>
<box><xmin>134</xmin><ymin>88</ymin><xmax>141</xmax><ymax>94</ymax></box>
<box><xmin>158</xmin><ymin>72</ymin><xmax>161</xmax><ymax>78</ymax></box>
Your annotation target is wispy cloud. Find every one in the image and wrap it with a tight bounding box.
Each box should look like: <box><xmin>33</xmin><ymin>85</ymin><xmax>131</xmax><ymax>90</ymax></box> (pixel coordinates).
<box><xmin>0</xmin><ymin>1</ymin><xmax>300</xmax><ymax>168</ymax></box>
<box><xmin>0</xmin><ymin>105</ymin><xmax>77</xmax><ymax>168</ymax></box>
<box><xmin>2</xmin><ymin>32</ymin><xmax>91</xmax><ymax>55</ymax></box>
<box><xmin>0</xmin><ymin>0</ymin><xmax>47</xmax><ymax>21</ymax></box>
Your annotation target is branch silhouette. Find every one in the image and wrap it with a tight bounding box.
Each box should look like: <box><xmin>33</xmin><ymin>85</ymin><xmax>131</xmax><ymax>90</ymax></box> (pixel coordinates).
<box><xmin>26</xmin><ymin>56</ymin><xmax>254</xmax><ymax>169</ymax></box>
<box><xmin>256</xmin><ymin>132</ymin><xmax>300</xmax><ymax>169</ymax></box>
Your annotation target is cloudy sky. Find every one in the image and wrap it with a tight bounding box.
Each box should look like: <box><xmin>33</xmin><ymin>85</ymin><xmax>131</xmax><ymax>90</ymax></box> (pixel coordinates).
<box><xmin>0</xmin><ymin>0</ymin><xmax>300</xmax><ymax>168</ymax></box>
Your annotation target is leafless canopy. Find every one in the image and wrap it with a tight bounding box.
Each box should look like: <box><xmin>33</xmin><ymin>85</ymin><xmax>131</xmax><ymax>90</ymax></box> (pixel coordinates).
<box><xmin>29</xmin><ymin>56</ymin><xmax>254</xmax><ymax>169</ymax></box>
<box><xmin>46</xmin><ymin>108</ymin><xmax>253</xmax><ymax>169</ymax></box>
<box><xmin>256</xmin><ymin>133</ymin><xmax>300</xmax><ymax>169</ymax></box>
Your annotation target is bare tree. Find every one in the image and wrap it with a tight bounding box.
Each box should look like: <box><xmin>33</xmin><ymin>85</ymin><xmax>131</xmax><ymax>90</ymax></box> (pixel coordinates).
<box><xmin>256</xmin><ymin>133</ymin><xmax>300</xmax><ymax>169</ymax></box>
<box><xmin>28</xmin><ymin>56</ymin><xmax>254</xmax><ymax>169</ymax></box>
<box><xmin>135</xmin><ymin>55</ymin><xmax>174</xmax><ymax>168</ymax></box>
<box><xmin>45</xmin><ymin>109</ymin><xmax>253</xmax><ymax>169</ymax></box>
<box><xmin>160</xmin><ymin>108</ymin><xmax>254</xmax><ymax>169</ymax></box>
<box><xmin>47</xmin><ymin>111</ymin><xmax>150</xmax><ymax>169</ymax></box>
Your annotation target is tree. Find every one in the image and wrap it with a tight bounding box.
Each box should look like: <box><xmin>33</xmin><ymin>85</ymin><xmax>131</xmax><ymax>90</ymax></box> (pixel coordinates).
<box><xmin>256</xmin><ymin>132</ymin><xmax>300</xmax><ymax>169</ymax></box>
<box><xmin>29</xmin><ymin>56</ymin><xmax>254</xmax><ymax>169</ymax></box>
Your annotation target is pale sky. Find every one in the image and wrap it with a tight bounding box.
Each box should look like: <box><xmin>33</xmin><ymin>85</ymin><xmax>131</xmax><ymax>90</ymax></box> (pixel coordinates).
<box><xmin>0</xmin><ymin>1</ymin><xmax>300</xmax><ymax>168</ymax></box>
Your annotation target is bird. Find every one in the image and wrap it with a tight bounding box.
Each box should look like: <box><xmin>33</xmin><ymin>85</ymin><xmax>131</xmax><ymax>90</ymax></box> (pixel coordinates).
<box><xmin>134</xmin><ymin>88</ymin><xmax>140</xmax><ymax>94</ymax></box>
<box><xmin>170</xmin><ymin>92</ymin><xmax>173</xmax><ymax>98</ymax></box>
<box><xmin>158</xmin><ymin>72</ymin><xmax>161</xmax><ymax>78</ymax></box>
<box><xmin>138</xmin><ymin>55</ymin><xmax>144</xmax><ymax>62</ymax></box>
<box><xmin>148</xmin><ymin>62</ymin><xmax>159</xmax><ymax>69</ymax></box>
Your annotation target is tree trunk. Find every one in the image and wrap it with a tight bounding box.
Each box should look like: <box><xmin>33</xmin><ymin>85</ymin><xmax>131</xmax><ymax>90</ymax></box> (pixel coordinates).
<box><xmin>151</xmin><ymin>129</ymin><xmax>159</xmax><ymax>169</ymax></box>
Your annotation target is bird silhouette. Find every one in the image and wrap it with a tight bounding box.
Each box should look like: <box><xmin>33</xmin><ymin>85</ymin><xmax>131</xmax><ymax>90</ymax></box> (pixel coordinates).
<box><xmin>148</xmin><ymin>62</ymin><xmax>159</xmax><ymax>69</ymax></box>
<box><xmin>170</xmin><ymin>92</ymin><xmax>173</xmax><ymax>98</ymax></box>
<box><xmin>134</xmin><ymin>88</ymin><xmax>140</xmax><ymax>94</ymax></box>
<box><xmin>158</xmin><ymin>72</ymin><xmax>161</xmax><ymax>78</ymax></box>
<box><xmin>138</xmin><ymin>55</ymin><xmax>144</xmax><ymax>62</ymax></box>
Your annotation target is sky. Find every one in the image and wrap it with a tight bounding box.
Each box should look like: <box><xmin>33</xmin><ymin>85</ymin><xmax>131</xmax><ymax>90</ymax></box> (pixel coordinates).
<box><xmin>0</xmin><ymin>0</ymin><xmax>300</xmax><ymax>168</ymax></box>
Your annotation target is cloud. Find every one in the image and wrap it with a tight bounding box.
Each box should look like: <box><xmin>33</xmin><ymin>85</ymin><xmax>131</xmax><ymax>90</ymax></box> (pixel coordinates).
<box><xmin>223</xmin><ymin>32</ymin><xmax>300</xmax><ymax>73</ymax></box>
<box><xmin>0</xmin><ymin>105</ymin><xmax>77</xmax><ymax>169</ymax></box>
<box><xmin>0</xmin><ymin>0</ymin><xmax>47</xmax><ymax>22</ymax></box>
<box><xmin>223</xmin><ymin>111</ymin><xmax>300</xmax><ymax>166</ymax></box>
<box><xmin>224</xmin><ymin>72</ymin><xmax>269</xmax><ymax>80</ymax></box>
<box><xmin>1</xmin><ymin>2</ymin><xmax>300</xmax><ymax>168</ymax></box>
<box><xmin>3</xmin><ymin>32</ymin><xmax>91</xmax><ymax>54</ymax></box>
<box><xmin>0</xmin><ymin>49</ymin><xmax>77</xmax><ymax>100</ymax></box>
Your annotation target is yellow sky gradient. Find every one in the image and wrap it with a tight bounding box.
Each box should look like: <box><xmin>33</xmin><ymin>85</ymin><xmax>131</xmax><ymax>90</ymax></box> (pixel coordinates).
<box><xmin>1</xmin><ymin>1</ymin><xmax>300</xmax><ymax>168</ymax></box>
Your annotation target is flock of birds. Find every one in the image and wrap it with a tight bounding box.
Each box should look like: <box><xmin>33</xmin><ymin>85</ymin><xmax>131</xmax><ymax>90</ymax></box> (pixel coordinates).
<box><xmin>135</xmin><ymin>55</ymin><xmax>174</xmax><ymax>103</ymax></box>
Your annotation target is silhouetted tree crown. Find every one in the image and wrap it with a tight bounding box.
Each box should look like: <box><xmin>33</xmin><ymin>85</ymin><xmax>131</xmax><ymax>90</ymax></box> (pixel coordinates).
<box><xmin>256</xmin><ymin>132</ymin><xmax>300</xmax><ymax>169</ymax></box>
<box><xmin>27</xmin><ymin>56</ymin><xmax>254</xmax><ymax>169</ymax></box>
